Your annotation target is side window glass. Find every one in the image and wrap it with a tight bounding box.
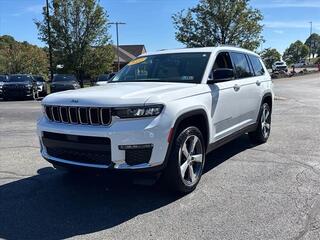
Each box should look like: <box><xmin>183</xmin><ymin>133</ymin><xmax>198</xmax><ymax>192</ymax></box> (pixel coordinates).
<box><xmin>230</xmin><ymin>52</ymin><xmax>254</xmax><ymax>79</ymax></box>
<box><xmin>210</xmin><ymin>52</ymin><xmax>234</xmax><ymax>82</ymax></box>
<box><xmin>212</xmin><ymin>52</ymin><xmax>233</xmax><ymax>71</ymax></box>
<box><xmin>248</xmin><ymin>55</ymin><xmax>265</xmax><ymax>76</ymax></box>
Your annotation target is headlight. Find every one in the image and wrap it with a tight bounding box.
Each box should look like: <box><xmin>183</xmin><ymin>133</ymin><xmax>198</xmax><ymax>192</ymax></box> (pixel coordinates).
<box><xmin>113</xmin><ymin>105</ymin><xmax>164</xmax><ymax>118</ymax></box>
<box><xmin>73</xmin><ymin>83</ymin><xmax>80</xmax><ymax>88</ymax></box>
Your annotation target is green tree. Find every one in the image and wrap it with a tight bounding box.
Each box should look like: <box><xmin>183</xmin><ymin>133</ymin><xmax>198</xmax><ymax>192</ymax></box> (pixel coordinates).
<box><xmin>172</xmin><ymin>0</ymin><xmax>264</xmax><ymax>51</ymax></box>
<box><xmin>35</xmin><ymin>0</ymin><xmax>114</xmax><ymax>86</ymax></box>
<box><xmin>283</xmin><ymin>41</ymin><xmax>309</xmax><ymax>65</ymax></box>
<box><xmin>0</xmin><ymin>35</ymin><xmax>48</xmax><ymax>75</ymax></box>
<box><xmin>83</xmin><ymin>45</ymin><xmax>114</xmax><ymax>78</ymax></box>
<box><xmin>305</xmin><ymin>33</ymin><xmax>320</xmax><ymax>59</ymax></box>
<box><xmin>260</xmin><ymin>48</ymin><xmax>281</xmax><ymax>69</ymax></box>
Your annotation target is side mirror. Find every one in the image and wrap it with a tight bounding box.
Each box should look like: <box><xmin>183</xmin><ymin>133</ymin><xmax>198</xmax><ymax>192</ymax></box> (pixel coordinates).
<box><xmin>207</xmin><ymin>68</ymin><xmax>235</xmax><ymax>84</ymax></box>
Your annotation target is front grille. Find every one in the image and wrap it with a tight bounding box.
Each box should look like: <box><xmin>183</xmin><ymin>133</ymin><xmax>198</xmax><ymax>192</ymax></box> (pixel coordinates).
<box><xmin>42</xmin><ymin>131</ymin><xmax>111</xmax><ymax>165</ymax></box>
<box><xmin>44</xmin><ymin>105</ymin><xmax>111</xmax><ymax>126</ymax></box>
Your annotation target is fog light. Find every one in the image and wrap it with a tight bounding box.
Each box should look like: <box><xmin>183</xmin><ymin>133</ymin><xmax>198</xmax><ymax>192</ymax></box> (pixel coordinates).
<box><xmin>119</xmin><ymin>144</ymin><xmax>153</xmax><ymax>150</ymax></box>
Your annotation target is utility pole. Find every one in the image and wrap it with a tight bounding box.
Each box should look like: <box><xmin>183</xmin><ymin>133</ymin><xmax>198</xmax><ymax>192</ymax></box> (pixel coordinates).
<box><xmin>46</xmin><ymin>0</ymin><xmax>54</xmax><ymax>82</ymax></box>
<box><xmin>309</xmin><ymin>21</ymin><xmax>313</xmax><ymax>62</ymax></box>
<box><xmin>108</xmin><ymin>22</ymin><xmax>126</xmax><ymax>72</ymax></box>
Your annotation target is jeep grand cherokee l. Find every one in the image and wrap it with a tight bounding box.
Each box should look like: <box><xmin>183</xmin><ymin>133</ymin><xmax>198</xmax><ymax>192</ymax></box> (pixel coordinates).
<box><xmin>37</xmin><ymin>47</ymin><xmax>274</xmax><ymax>193</ymax></box>
<box><xmin>50</xmin><ymin>74</ymin><xmax>80</xmax><ymax>93</ymax></box>
<box><xmin>3</xmin><ymin>74</ymin><xmax>39</xmax><ymax>100</ymax></box>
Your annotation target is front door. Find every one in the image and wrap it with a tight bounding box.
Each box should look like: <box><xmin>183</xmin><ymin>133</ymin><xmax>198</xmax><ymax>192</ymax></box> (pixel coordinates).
<box><xmin>209</xmin><ymin>52</ymin><xmax>241</xmax><ymax>141</ymax></box>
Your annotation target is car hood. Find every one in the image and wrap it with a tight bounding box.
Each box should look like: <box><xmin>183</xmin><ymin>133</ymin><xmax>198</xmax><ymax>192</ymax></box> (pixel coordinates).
<box><xmin>43</xmin><ymin>82</ymin><xmax>209</xmax><ymax>106</ymax></box>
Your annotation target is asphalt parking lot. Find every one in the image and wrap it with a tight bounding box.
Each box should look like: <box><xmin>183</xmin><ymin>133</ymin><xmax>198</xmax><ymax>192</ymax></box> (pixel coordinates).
<box><xmin>0</xmin><ymin>73</ymin><xmax>320</xmax><ymax>240</ymax></box>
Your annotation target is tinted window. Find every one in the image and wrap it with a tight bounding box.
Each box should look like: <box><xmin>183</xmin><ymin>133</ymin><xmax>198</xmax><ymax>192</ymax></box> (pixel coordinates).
<box><xmin>53</xmin><ymin>75</ymin><xmax>77</xmax><ymax>82</ymax></box>
<box><xmin>230</xmin><ymin>52</ymin><xmax>253</xmax><ymax>78</ymax></box>
<box><xmin>111</xmin><ymin>53</ymin><xmax>211</xmax><ymax>84</ymax></box>
<box><xmin>8</xmin><ymin>75</ymin><xmax>32</xmax><ymax>82</ymax></box>
<box><xmin>0</xmin><ymin>75</ymin><xmax>7</xmax><ymax>81</ymax></box>
<box><xmin>213</xmin><ymin>52</ymin><xmax>233</xmax><ymax>70</ymax></box>
<box><xmin>97</xmin><ymin>74</ymin><xmax>110</xmax><ymax>81</ymax></box>
<box><xmin>34</xmin><ymin>76</ymin><xmax>45</xmax><ymax>82</ymax></box>
<box><xmin>248</xmin><ymin>55</ymin><xmax>265</xmax><ymax>76</ymax></box>
<box><xmin>209</xmin><ymin>52</ymin><xmax>234</xmax><ymax>81</ymax></box>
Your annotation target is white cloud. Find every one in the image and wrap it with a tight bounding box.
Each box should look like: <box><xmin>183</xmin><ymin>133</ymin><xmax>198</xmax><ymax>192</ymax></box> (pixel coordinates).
<box><xmin>10</xmin><ymin>4</ymin><xmax>43</xmax><ymax>17</ymax></box>
<box><xmin>257</xmin><ymin>0</ymin><xmax>320</xmax><ymax>8</ymax></box>
<box><xmin>26</xmin><ymin>4</ymin><xmax>43</xmax><ymax>14</ymax></box>
<box><xmin>273</xmin><ymin>30</ymin><xmax>284</xmax><ymax>34</ymax></box>
<box><xmin>264</xmin><ymin>21</ymin><xmax>320</xmax><ymax>30</ymax></box>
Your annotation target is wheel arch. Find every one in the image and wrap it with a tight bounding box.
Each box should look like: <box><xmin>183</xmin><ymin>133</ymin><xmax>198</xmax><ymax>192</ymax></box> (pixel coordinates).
<box><xmin>170</xmin><ymin>109</ymin><xmax>210</xmax><ymax>151</ymax></box>
<box><xmin>261</xmin><ymin>92</ymin><xmax>273</xmax><ymax>112</ymax></box>
<box><xmin>161</xmin><ymin>108</ymin><xmax>210</xmax><ymax>171</ymax></box>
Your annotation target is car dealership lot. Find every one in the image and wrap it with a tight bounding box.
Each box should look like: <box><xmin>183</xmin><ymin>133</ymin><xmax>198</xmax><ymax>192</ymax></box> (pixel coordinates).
<box><xmin>0</xmin><ymin>73</ymin><xmax>320</xmax><ymax>240</ymax></box>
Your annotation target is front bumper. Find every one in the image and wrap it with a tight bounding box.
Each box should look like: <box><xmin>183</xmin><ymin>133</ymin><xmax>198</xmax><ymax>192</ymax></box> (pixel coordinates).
<box><xmin>37</xmin><ymin>115</ymin><xmax>171</xmax><ymax>171</ymax></box>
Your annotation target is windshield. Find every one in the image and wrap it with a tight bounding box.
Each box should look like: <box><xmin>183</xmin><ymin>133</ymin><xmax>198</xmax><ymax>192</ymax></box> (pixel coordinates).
<box><xmin>111</xmin><ymin>53</ymin><xmax>211</xmax><ymax>84</ymax></box>
<box><xmin>34</xmin><ymin>76</ymin><xmax>45</xmax><ymax>82</ymax></box>
<box><xmin>8</xmin><ymin>75</ymin><xmax>32</xmax><ymax>82</ymax></box>
<box><xmin>0</xmin><ymin>75</ymin><xmax>7</xmax><ymax>82</ymax></box>
<box><xmin>276</xmin><ymin>62</ymin><xmax>284</xmax><ymax>65</ymax></box>
<box><xmin>53</xmin><ymin>75</ymin><xmax>77</xmax><ymax>82</ymax></box>
<box><xmin>97</xmin><ymin>74</ymin><xmax>110</xmax><ymax>81</ymax></box>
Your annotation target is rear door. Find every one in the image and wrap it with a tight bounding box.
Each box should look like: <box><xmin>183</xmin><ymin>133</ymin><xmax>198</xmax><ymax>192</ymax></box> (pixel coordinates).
<box><xmin>229</xmin><ymin>52</ymin><xmax>261</xmax><ymax>129</ymax></box>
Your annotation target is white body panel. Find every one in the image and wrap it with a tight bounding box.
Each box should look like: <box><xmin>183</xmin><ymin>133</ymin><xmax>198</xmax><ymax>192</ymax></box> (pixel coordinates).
<box><xmin>37</xmin><ymin>46</ymin><xmax>274</xmax><ymax>170</ymax></box>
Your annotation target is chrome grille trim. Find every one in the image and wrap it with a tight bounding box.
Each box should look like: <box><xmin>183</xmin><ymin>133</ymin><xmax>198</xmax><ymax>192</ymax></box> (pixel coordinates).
<box><xmin>52</xmin><ymin>106</ymin><xmax>60</xmax><ymax>122</ymax></box>
<box><xmin>68</xmin><ymin>107</ymin><xmax>78</xmax><ymax>124</ymax></box>
<box><xmin>101</xmin><ymin>108</ymin><xmax>112</xmax><ymax>125</ymax></box>
<box><xmin>44</xmin><ymin>105</ymin><xmax>111</xmax><ymax>126</ymax></box>
<box><xmin>88</xmin><ymin>107</ymin><xmax>100</xmax><ymax>125</ymax></box>
<box><xmin>78</xmin><ymin>107</ymin><xmax>89</xmax><ymax>125</ymax></box>
<box><xmin>59</xmin><ymin>106</ymin><xmax>69</xmax><ymax>123</ymax></box>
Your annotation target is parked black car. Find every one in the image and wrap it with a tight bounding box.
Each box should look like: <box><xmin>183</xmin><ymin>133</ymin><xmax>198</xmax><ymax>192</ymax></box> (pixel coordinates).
<box><xmin>2</xmin><ymin>74</ymin><xmax>39</xmax><ymax>100</ymax></box>
<box><xmin>0</xmin><ymin>74</ymin><xmax>8</xmax><ymax>98</ymax></box>
<box><xmin>33</xmin><ymin>75</ymin><xmax>48</xmax><ymax>97</ymax></box>
<box><xmin>51</xmin><ymin>74</ymin><xmax>80</xmax><ymax>93</ymax></box>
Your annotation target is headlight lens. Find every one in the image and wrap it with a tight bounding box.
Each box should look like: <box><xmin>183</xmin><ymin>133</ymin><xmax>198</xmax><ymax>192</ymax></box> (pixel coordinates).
<box><xmin>113</xmin><ymin>105</ymin><xmax>164</xmax><ymax>118</ymax></box>
<box><xmin>73</xmin><ymin>83</ymin><xmax>80</xmax><ymax>88</ymax></box>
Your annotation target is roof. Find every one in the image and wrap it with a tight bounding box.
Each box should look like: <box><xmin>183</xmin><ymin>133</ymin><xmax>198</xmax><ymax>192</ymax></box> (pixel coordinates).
<box><xmin>119</xmin><ymin>45</ymin><xmax>146</xmax><ymax>57</ymax></box>
<box><xmin>112</xmin><ymin>45</ymin><xmax>147</xmax><ymax>63</ymax></box>
<box><xmin>140</xmin><ymin>46</ymin><xmax>259</xmax><ymax>57</ymax></box>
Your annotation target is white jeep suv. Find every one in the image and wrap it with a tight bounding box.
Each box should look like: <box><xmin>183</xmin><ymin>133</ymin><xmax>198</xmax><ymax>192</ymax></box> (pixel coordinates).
<box><xmin>37</xmin><ymin>47</ymin><xmax>273</xmax><ymax>193</ymax></box>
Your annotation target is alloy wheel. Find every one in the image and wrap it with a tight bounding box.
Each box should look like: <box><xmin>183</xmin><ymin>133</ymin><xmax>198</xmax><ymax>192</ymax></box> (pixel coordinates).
<box><xmin>178</xmin><ymin>135</ymin><xmax>204</xmax><ymax>186</ymax></box>
<box><xmin>261</xmin><ymin>104</ymin><xmax>271</xmax><ymax>138</ymax></box>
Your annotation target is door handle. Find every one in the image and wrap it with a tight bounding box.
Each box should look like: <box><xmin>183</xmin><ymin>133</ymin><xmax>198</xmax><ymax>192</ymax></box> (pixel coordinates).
<box><xmin>256</xmin><ymin>80</ymin><xmax>261</xmax><ymax>86</ymax></box>
<box><xmin>233</xmin><ymin>84</ymin><xmax>240</xmax><ymax>92</ymax></box>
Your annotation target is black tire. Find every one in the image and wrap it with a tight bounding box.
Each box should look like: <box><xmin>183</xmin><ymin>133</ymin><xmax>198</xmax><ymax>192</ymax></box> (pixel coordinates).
<box><xmin>162</xmin><ymin>126</ymin><xmax>205</xmax><ymax>194</ymax></box>
<box><xmin>249</xmin><ymin>102</ymin><xmax>272</xmax><ymax>144</ymax></box>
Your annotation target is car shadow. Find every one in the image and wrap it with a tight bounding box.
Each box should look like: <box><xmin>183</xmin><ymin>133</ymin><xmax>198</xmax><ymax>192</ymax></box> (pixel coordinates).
<box><xmin>0</xmin><ymin>135</ymin><xmax>256</xmax><ymax>240</ymax></box>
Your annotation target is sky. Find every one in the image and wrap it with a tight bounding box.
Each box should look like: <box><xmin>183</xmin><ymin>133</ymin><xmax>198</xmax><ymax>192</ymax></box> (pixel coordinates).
<box><xmin>0</xmin><ymin>0</ymin><xmax>319</xmax><ymax>55</ymax></box>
